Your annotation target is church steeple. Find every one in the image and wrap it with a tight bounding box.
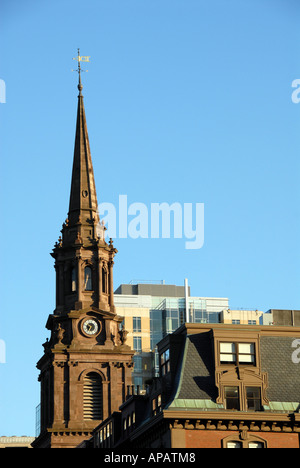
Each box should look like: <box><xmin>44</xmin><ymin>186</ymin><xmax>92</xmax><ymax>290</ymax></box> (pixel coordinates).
<box><xmin>33</xmin><ymin>54</ymin><xmax>133</xmax><ymax>448</ymax></box>
<box><xmin>51</xmin><ymin>65</ymin><xmax>111</xmax><ymax>314</ymax></box>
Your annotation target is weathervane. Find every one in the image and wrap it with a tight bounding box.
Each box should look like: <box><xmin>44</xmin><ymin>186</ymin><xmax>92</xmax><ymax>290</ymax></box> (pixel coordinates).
<box><xmin>72</xmin><ymin>48</ymin><xmax>91</xmax><ymax>93</ymax></box>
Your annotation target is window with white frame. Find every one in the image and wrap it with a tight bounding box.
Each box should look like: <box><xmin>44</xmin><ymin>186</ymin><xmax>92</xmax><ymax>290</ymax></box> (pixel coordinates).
<box><xmin>133</xmin><ymin>336</ymin><xmax>142</xmax><ymax>352</ymax></box>
<box><xmin>133</xmin><ymin>317</ymin><xmax>141</xmax><ymax>333</ymax></box>
<box><xmin>220</xmin><ymin>342</ymin><xmax>256</xmax><ymax>365</ymax></box>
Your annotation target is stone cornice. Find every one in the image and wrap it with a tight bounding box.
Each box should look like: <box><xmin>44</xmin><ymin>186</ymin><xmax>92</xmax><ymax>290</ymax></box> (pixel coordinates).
<box><xmin>163</xmin><ymin>409</ymin><xmax>300</xmax><ymax>433</ymax></box>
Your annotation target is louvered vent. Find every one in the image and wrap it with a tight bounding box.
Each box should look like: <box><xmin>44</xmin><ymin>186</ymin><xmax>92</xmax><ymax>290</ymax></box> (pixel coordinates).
<box><xmin>83</xmin><ymin>372</ymin><xmax>103</xmax><ymax>420</ymax></box>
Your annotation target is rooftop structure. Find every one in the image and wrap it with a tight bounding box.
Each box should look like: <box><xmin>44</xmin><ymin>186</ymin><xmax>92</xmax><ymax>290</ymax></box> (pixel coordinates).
<box><xmin>114</xmin><ymin>281</ymin><xmax>229</xmax><ymax>388</ymax></box>
<box><xmin>90</xmin><ymin>322</ymin><xmax>300</xmax><ymax>449</ymax></box>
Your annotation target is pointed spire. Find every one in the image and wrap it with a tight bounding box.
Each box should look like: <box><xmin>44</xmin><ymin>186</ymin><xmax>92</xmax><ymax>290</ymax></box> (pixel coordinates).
<box><xmin>68</xmin><ymin>53</ymin><xmax>99</xmax><ymax>231</ymax></box>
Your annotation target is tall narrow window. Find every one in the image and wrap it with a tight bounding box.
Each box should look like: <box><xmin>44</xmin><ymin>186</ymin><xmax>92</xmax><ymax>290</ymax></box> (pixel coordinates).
<box><xmin>83</xmin><ymin>372</ymin><xmax>103</xmax><ymax>420</ymax></box>
<box><xmin>246</xmin><ymin>387</ymin><xmax>262</xmax><ymax>411</ymax></box>
<box><xmin>84</xmin><ymin>266</ymin><xmax>92</xmax><ymax>291</ymax></box>
<box><xmin>71</xmin><ymin>267</ymin><xmax>77</xmax><ymax>292</ymax></box>
<box><xmin>225</xmin><ymin>386</ymin><xmax>240</xmax><ymax>410</ymax></box>
<box><xmin>160</xmin><ymin>349</ymin><xmax>170</xmax><ymax>376</ymax></box>
<box><xmin>133</xmin><ymin>317</ymin><xmax>141</xmax><ymax>333</ymax></box>
<box><xmin>133</xmin><ymin>336</ymin><xmax>142</xmax><ymax>352</ymax></box>
<box><xmin>133</xmin><ymin>355</ymin><xmax>142</xmax><ymax>372</ymax></box>
<box><xmin>102</xmin><ymin>267</ymin><xmax>107</xmax><ymax>293</ymax></box>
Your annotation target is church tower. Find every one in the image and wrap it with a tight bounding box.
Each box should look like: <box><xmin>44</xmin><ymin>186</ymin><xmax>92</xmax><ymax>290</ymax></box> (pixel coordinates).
<box><xmin>33</xmin><ymin>58</ymin><xmax>133</xmax><ymax>448</ymax></box>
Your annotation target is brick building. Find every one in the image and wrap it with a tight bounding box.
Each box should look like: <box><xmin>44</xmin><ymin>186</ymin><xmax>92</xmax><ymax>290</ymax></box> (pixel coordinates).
<box><xmin>91</xmin><ymin>322</ymin><xmax>300</xmax><ymax>448</ymax></box>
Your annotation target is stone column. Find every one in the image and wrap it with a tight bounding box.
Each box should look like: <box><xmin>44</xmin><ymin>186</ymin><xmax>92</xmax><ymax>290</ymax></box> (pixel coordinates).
<box><xmin>102</xmin><ymin>380</ymin><xmax>110</xmax><ymax>420</ymax></box>
<box><xmin>98</xmin><ymin>259</ymin><xmax>103</xmax><ymax>305</ymax></box>
<box><xmin>52</xmin><ymin>360</ymin><xmax>65</xmax><ymax>426</ymax></box>
<box><xmin>76</xmin><ymin>256</ymin><xmax>83</xmax><ymax>308</ymax></box>
<box><xmin>109</xmin><ymin>261</ymin><xmax>114</xmax><ymax>307</ymax></box>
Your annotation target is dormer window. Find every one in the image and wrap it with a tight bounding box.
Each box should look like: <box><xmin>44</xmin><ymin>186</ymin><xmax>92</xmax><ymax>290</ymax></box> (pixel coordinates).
<box><xmin>84</xmin><ymin>266</ymin><xmax>92</xmax><ymax>291</ymax></box>
<box><xmin>220</xmin><ymin>342</ymin><xmax>256</xmax><ymax>366</ymax></box>
<box><xmin>246</xmin><ymin>387</ymin><xmax>262</xmax><ymax>411</ymax></box>
<box><xmin>225</xmin><ymin>386</ymin><xmax>240</xmax><ymax>410</ymax></box>
<box><xmin>215</xmin><ymin>335</ymin><xmax>267</xmax><ymax>412</ymax></box>
<box><xmin>224</xmin><ymin>385</ymin><xmax>262</xmax><ymax>412</ymax></box>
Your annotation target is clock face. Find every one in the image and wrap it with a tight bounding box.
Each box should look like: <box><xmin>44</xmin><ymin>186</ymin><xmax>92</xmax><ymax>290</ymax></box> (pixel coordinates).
<box><xmin>82</xmin><ymin>318</ymin><xmax>99</xmax><ymax>336</ymax></box>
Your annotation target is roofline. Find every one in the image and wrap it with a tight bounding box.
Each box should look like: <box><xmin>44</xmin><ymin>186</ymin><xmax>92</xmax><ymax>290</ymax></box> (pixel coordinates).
<box><xmin>163</xmin><ymin>409</ymin><xmax>300</xmax><ymax>423</ymax></box>
<box><xmin>121</xmin><ymin>408</ymin><xmax>300</xmax><ymax>444</ymax></box>
<box><xmin>172</xmin><ymin>322</ymin><xmax>300</xmax><ymax>336</ymax></box>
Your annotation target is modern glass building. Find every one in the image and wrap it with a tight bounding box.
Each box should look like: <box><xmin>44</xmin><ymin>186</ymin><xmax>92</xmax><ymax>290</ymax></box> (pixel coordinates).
<box><xmin>150</xmin><ymin>297</ymin><xmax>220</xmax><ymax>350</ymax></box>
<box><xmin>114</xmin><ymin>282</ymin><xmax>229</xmax><ymax>389</ymax></box>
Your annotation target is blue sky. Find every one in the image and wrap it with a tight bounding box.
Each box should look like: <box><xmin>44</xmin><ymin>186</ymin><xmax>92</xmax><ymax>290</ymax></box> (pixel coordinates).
<box><xmin>0</xmin><ymin>0</ymin><xmax>299</xmax><ymax>436</ymax></box>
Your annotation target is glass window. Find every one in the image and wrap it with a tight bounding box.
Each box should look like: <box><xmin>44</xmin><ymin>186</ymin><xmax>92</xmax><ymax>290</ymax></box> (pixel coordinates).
<box><xmin>220</xmin><ymin>342</ymin><xmax>256</xmax><ymax>365</ymax></box>
<box><xmin>225</xmin><ymin>386</ymin><xmax>240</xmax><ymax>410</ymax></box>
<box><xmin>150</xmin><ymin>310</ymin><xmax>163</xmax><ymax>350</ymax></box>
<box><xmin>220</xmin><ymin>343</ymin><xmax>236</xmax><ymax>363</ymax></box>
<box><xmin>133</xmin><ymin>336</ymin><xmax>142</xmax><ymax>352</ymax></box>
<box><xmin>84</xmin><ymin>266</ymin><xmax>92</xmax><ymax>291</ymax></box>
<box><xmin>152</xmin><ymin>394</ymin><xmax>162</xmax><ymax>416</ymax></box>
<box><xmin>160</xmin><ymin>349</ymin><xmax>169</xmax><ymax>365</ymax></box>
<box><xmin>165</xmin><ymin>310</ymin><xmax>179</xmax><ymax>333</ymax></box>
<box><xmin>227</xmin><ymin>441</ymin><xmax>242</xmax><ymax>448</ymax></box>
<box><xmin>133</xmin><ymin>317</ymin><xmax>141</xmax><ymax>333</ymax></box>
<box><xmin>238</xmin><ymin>343</ymin><xmax>255</xmax><ymax>364</ymax></box>
<box><xmin>160</xmin><ymin>349</ymin><xmax>170</xmax><ymax>376</ymax></box>
<box><xmin>133</xmin><ymin>355</ymin><xmax>142</xmax><ymax>372</ymax></box>
<box><xmin>249</xmin><ymin>442</ymin><xmax>264</xmax><ymax>448</ymax></box>
<box><xmin>246</xmin><ymin>387</ymin><xmax>261</xmax><ymax>411</ymax></box>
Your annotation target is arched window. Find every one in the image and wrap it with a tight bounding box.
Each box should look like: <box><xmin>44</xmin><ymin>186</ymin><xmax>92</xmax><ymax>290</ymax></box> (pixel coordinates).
<box><xmin>102</xmin><ymin>267</ymin><xmax>107</xmax><ymax>293</ymax></box>
<box><xmin>83</xmin><ymin>372</ymin><xmax>103</xmax><ymax>420</ymax></box>
<box><xmin>84</xmin><ymin>266</ymin><xmax>92</xmax><ymax>291</ymax></box>
<box><xmin>71</xmin><ymin>267</ymin><xmax>77</xmax><ymax>292</ymax></box>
